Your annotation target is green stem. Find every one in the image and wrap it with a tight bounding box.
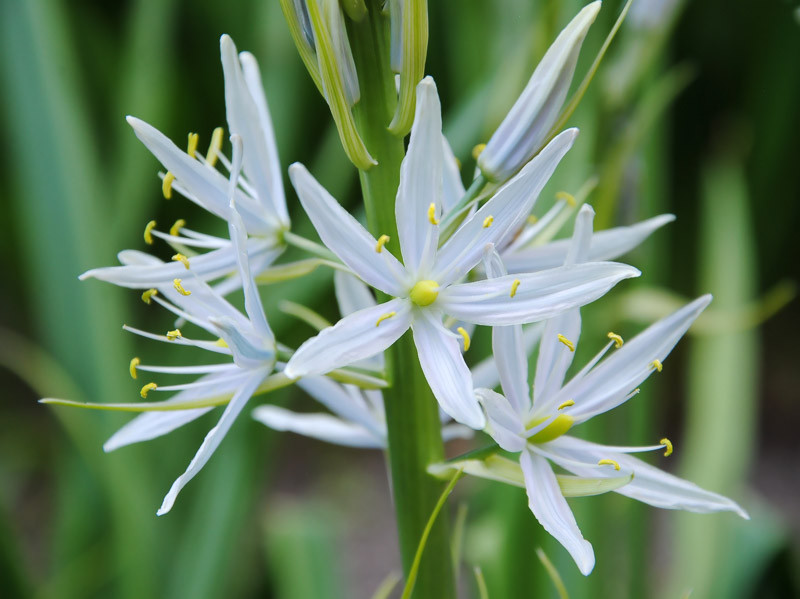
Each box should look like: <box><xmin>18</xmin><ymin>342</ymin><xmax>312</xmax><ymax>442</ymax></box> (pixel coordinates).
<box><xmin>348</xmin><ymin>3</ymin><xmax>456</xmax><ymax>598</ymax></box>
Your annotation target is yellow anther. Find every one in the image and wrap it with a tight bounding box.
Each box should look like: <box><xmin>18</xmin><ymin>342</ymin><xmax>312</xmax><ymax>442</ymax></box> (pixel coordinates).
<box><xmin>206</xmin><ymin>126</ymin><xmax>224</xmax><ymax>167</ymax></box>
<box><xmin>471</xmin><ymin>143</ymin><xmax>487</xmax><ymax>160</ymax></box>
<box><xmin>173</xmin><ymin>278</ymin><xmax>191</xmax><ymax>296</ymax></box>
<box><xmin>456</xmin><ymin>327</ymin><xmax>471</xmax><ymax>351</ymax></box>
<box><xmin>482</xmin><ymin>215</ymin><xmax>494</xmax><ymax>228</ymax></box>
<box><xmin>172</xmin><ymin>253</ymin><xmax>190</xmax><ymax>270</ymax></box>
<box><xmin>660</xmin><ymin>437</ymin><xmax>673</xmax><ymax>457</ymax></box>
<box><xmin>166</xmin><ymin>329</ymin><xmax>182</xmax><ymax>341</ymax></box>
<box><xmin>557</xmin><ymin>399</ymin><xmax>575</xmax><ymax>410</ymax></box>
<box><xmin>375</xmin><ymin>311</ymin><xmax>396</xmax><ymax>327</ymax></box>
<box><xmin>555</xmin><ymin>191</ymin><xmax>576</xmax><ymax>206</ymax></box>
<box><xmin>510</xmin><ymin>279</ymin><xmax>521</xmax><ymax>298</ymax></box>
<box><xmin>170</xmin><ymin>219</ymin><xmax>186</xmax><ymax>237</ymax></box>
<box><xmin>427</xmin><ymin>202</ymin><xmax>439</xmax><ymax>225</ymax></box>
<box><xmin>144</xmin><ymin>220</ymin><xmax>157</xmax><ymax>245</ymax></box>
<box><xmin>141</xmin><ymin>288</ymin><xmax>158</xmax><ymax>305</ymax></box>
<box><xmin>129</xmin><ymin>357</ymin><xmax>140</xmax><ymax>379</ymax></box>
<box><xmin>410</xmin><ymin>280</ymin><xmax>440</xmax><ymax>306</ymax></box>
<box><xmin>375</xmin><ymin>234</ymin><xmax>390</xmax><ymax>253</ymax></box>
<box><xmin>527</xmin><ymin>215</ymin><xmax>539</xmax><ymax>225</ymax></box>
<box><xmin>215</xmin><ymin>337</ymin><xmax>229</xmax><ymax>348</ymax></box>
<box><xmin>557</xmin><ymin>334</ymin><xmax>575</xmax><ymax>352</ymax></box>
<box><xmin>651</xmin><ymin>359</ymin><xmax>663</xmax><ymax>372</ymax></box>
<box><xmin>598</xmin><ymin>459</ymin><xmax>621</xmax><ymax>471</ymax></box>
<box><xmin>528</xmin><ymin>414</ymin><xmax>574</xmax><ymax>443</ymax></box>
<box><xmin>140</xmin><ymin>382</ymin><xmax>157</xmax><ymax>398</ymax></box>
<box><xmin>162</xmin><ymin>172</ymin><xmax>175</xmax><ymax>199</ymax></box>
<box><xmin>187</xmin><ymin>132</ymin><xmax>199</xmax><ymax>158</ymax></box>
<box><xmin>607</xmin><ymin>332</ymin><xmax>624</xmax><ymax>349</ymax></box>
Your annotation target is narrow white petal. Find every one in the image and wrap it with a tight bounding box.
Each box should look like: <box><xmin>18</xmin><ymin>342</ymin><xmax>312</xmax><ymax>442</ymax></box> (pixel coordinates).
<box><xmin>540</xmin><ymin>436</ymin><xmax>749</xmax><ymax>518</ymax></box>
<box><xmin>474</xmin><ymin>388</ymin><xmax>527</xmax><ymax>452</ymax></box>
<box><xmin>334</xmin><ymin>270</ymin><xmax>377</xmax><ymax>315</ymax></box>
<box><xmin>564</xmin><ymin>204</ymin><xmax>594</xmax><ymax>265</ymax></box>
<box><xmin>296</xmin><ymin>375</ymin><xmax>383</xmax><ymax>436</ymax></box>
<box><xmin>411</xmin><ymin>310</ymin><xmax>485</xmax><ymax>429</ymax></box>
<box><xmin>395</xmin><ymin>77</ymin><xmax>442</xmax><ymax>277</ymax></box>
<box><xmin>432</xmin><ymin>129</ymin><xmax>578</xmax><ymax>285</ymax></box>
<box><xmin>252</xmin><ymin>405</ymin><xmax>383</xmax><ymax>448</ymax></box>
<box><xmin>520</xmin><ymin>449</ymin><xmax>595</xmax><ymax>575</ymax></box>
<box><xmin>441</xmin><ymin>423</ymin><xmax>474</xmax><ymax>442</ymax></box>
<box><xmin>289</xmin><ymin>163</ymin><xmax>408</xmax><ymax>295</ymax></box>
<box><xmin>284</xmin><ymin>299</ymin><xmax>412</xmax><ymax>378</ymax></box>
<box><xmin>441</xmin><ymin>135</ymin><xmax>465</xmax><ymax>212</ymax></box>
<box><xmin>471</xmin><ymin>323</ymin><xmax>544</xmax><ymax>390</ymax></box>
<box><xmin>533</xmin><ymin>309</ymin><xmax>581</xmax><ymax>407</ymax></box>
<box><xmin>104</xmin><ymin>408</ymin><xmax>213</xmax><ymax>452</ymax></box>
<box><xmin>439</xmin><ymin>262</ymin><xmax>640</xmax><ymax>326</ymax></box>
<box><xmin>157</xmin><ymin>371</ymin><xmax>266</xmax><ymax>515</ymax></box>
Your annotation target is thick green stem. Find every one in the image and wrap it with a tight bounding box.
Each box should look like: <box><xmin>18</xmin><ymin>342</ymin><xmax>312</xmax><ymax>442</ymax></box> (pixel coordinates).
<box><xmin>348</xmin><ymin>4</ymin><xmax>456</xmax><ymax>598</ymax></box>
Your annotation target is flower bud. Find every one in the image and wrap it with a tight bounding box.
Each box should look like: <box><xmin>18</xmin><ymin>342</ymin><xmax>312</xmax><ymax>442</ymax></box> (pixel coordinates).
<box><xmin>388</xmin><ymin>0</ymin><xmax>429</xmax><ymax>136</ymax></box>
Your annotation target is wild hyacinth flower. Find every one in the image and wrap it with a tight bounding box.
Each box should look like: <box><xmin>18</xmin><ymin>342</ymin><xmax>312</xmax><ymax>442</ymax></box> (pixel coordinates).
<box><xmin>282</xmin><ymin>77</ymin><xmax>640</xmax><ymax>429</ymax></box>
<box><xmin>81</xmin><ymin>35</ymin><xmax>289</xmax><ymax>296</ymax></box>
<box><xmin>253</xmin><ymin>272</ymin><xmax>472</xmax><ymax>447</ymax></box>
<box><xmin>468</xmin><ymin>206</ymin><xmax>747</xmax><ymax>574</ymax></box>
<box><xmin>477</xmin><ymin>1</ymin><xmax>601</xmax><ymax>182</ymax></box>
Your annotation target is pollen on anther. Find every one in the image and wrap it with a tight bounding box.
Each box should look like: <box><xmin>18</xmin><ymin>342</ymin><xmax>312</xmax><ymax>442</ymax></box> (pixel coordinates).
<box><xmin>607</xmin><ymin>332</ymin><xmax>624</xmax><ymax>348</ymax></box>
<box><xmin>427</xmin><ymin>203</ymin><xmax>439</xmax><ymax>225</ymax></box>
<box><xmin>170</xmin><ymin>219</ymin><xmax>186</xmax><ymax>236</ymax></box>
<box><xmin>140</xmin><ymin>382</ymin><xmax>157</xmax><ymax>398</ymax></box>
<box><xmin>471</xmin><ymin>143</ymin><xmax>486</xmax><ymax>160</ymax></box>
<box><xmin>141</xmin><ymin>288</ymin><xmax>158</xmax><ymax>305</ymax></box>
<box><xmin>166</xmin><ymin>329</ymin><xmax>182</xmax><ymax>341</ymax></box>
<box><xmin>129</xmin><ymin>357</ymin><xmax>140</xmax><ymax>379</ymax></box>
<box><xmin>206</xmin><ymin>127</ymin><xmax>224</xmax><ymax>167</ymax></box>
<box><xmin>173</xmin><ymin>278</ymin><xmax>191</xmax><ymax>296</ymax></box>
<box><xmin>375</xmin><ymin>311</ymin><xmax>396</xmax><ymax>327</ymax></box>
<box><xmin>482</xmin><ymin>215</ymin><xmax>494</xmax><ymax>228</ymax></box>
<box><xmin>144</xmin><ymin>220</ymin><xmax>157</xmax><ymax>245</ymax></box>
<box><xmin>172</xmin><ymin>253</ymin><xmax>190</xmax><ymax>270</ymax></box>
<box><xmin>660</xmin><ymin>437</ymin><xmax>673</xmax><ymax>457</ymax></box>
<box><xmin>375</xmin><ymin>234</ymin><xmax>390</xmax><ymax>253</ymax></box>
<box><xmin>651</xmin><ymin>359</ymin><xmax>663</xmax><ymax>372</ymax></box>
<box><xmin>555</xmin><ymin>191</ymin><xmax>576</xmax><ymax>206</ymax></box>
<box><xmin>527</xmin><ymin>215</ymin><xmax>538</xmax><ymax>225</ymax></box>
<box><xmin>558</xmin><ymin>399</ymin><xmax>575</xmax><ymax>410</ymax></box>
<box><xmin>510</xmin><ymin>279</ymin><xmax>521</xmax><ymax>298</ymax></box>
<box><xmin>162</xmin><ymin>172</ymin><xmax>175</xmax><ymax>199</ymax></box>
<box><xmin>557</xmin><ymin>334</ymin><xmax>575</xmax><ymax>352</ymax></box>
<box><xmin>187</xmin><ymin>132</ymin><xmax>199</xmax><ymax>158</ymax></box>
<box><xmin>456</xmin><ymin>327</ymin><xmax>471</xmax><ymax>351</ymax></box>
<box><xmin>598</xmin><ymin>458</ymin><xmax>621</xmax><ymax>471</ymax></box>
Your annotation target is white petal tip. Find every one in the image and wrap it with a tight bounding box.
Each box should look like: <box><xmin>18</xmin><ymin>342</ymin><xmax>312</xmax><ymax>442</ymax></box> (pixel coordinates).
<box><xmin>126</xmin><ymin>115</ymin><xmax>141</xmax><ymax>127</ymax></box>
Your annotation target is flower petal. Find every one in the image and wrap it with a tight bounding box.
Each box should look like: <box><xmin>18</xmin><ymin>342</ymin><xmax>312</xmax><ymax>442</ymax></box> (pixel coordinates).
<box><xmin>441</xmin><ymin>135</ymin><xmax>465</xmax><ymax>212</ymax></box>
<box><xmin>471</xmin><ymin>323</ymin><xmax>544</xmax><ymax>391</ymax></box>
<box><xmin>334</xmin><ymin>270</ymin><xmax>377</xmax><ymax>315</ymax></box>
<box><xmin>520</xmin><ymin>449</ymin><xmax>595</xmax><ymax>575</ymax></box>
<box><xmin>475</xmin><ymin>388</ymin><xmax>527</xmax><ymax>452</ymax></box>
<box><xmin>296</xmin><ymin>375</ymin><xmax>383</xmax><ymax>436</ymax></box>
<box><xmin>252</xmin><ymin>405</ymin><xmax>383</xmax><ymax>448</ymax></box>
<box><xmin>411</xmin><ymin>310</ymin><xmax>485</xmax><ymax>429</ymax></box>
<box><xmin>439</xmin><ymin>262</ymin><xmax>640</xmax><ymax>326</ymax></box>
<box><xmin>432</xmin><ymin>128</ymin><xmax>579</xmax><ymax>285</ymax></box>
<box><xmin>284</xmin><ymin>298</ymin><xmax>412</xmax><ymax>378</ymax></box>
<box><xmin>289</xmin><ymin>163</ymin><xmax>408</xmax><ymax>295</ymax></box>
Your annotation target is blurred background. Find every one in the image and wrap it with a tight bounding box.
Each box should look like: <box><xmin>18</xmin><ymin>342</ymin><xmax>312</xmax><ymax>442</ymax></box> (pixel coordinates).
<box><xmin>0</xmin><ymin>0</ymin><xmax>797</xmax><ymax>597</ymax></box>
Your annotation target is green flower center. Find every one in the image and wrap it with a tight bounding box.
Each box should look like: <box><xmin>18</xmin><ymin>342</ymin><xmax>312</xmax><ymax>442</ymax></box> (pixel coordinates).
<box><xmin>409</xmin><ymin>280</ymin><xmax>440</xmax><ymax>307</ymax></box>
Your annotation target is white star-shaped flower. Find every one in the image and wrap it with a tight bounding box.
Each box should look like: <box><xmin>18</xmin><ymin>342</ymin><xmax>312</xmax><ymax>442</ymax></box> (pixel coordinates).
<box><xmin>283</xmin><ymin>76</ymin><xmax>640</xmax><ymax>429</ymax></box>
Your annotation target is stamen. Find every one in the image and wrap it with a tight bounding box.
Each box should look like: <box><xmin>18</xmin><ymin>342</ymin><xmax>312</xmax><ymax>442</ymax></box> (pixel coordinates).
<box><xmin>607</xmin><ymin>332</ymin><xmax>624</xmax><ymax>348</ymax></box>
<box><xmin>129</xmin><ymin>357</ymin><xmax>140</xmax><ymax>379</ymax></box>
<box><xmin>141</xmin><ymin>288</ymin><xmax>158</xmax><ymax>305</ymax></box>
<box><xmin>187</xmin><ymin>132</ymin><xmax>199</xmax><ymax>158</ymax></box>
<box><xmin>173</xmin><ymin>278</ymin><xmax>191</xmax><ymax>296</ymax></box>
<box><xmin>456</xmin><ymin>327</ymin><xmax>471</xmax><ymax>351</ymax></box>
<box><xmin>482</xmin><ymin>215</ymin><xmax>494</xmax><ymax>228</ymax></box>
<box><xmin>598</xmin><ymin>459</ymin><xmax>621</xmax><ymax>471</ymax></box>
<box><xmin>557</xmin><ymin>399</ymin><xmax>575</xmax><ymax>410</ymax></box>
<box><xmin>557</xmin><ymin>334</ymin><xmax>575</xmax><ymax>352</ymax></box>
<box><xmin>206</xmin><ymin>126</ymin><xmax>224</xmax><ymax>167</ymax></box>
<box><xmin>162</xmin><ymin>172</ymin><xmax>175</xmax><ymax>199</ymax></box>
<box><xmin>144</xmin><ymin>220</ymin><xmax>157</xmax><ymax>245</ymax></box>
<box><xmin>170</xmin><ymin>219</ymin><xmax>186</xmax><ymax>236</ymax></box>
<box><xmin>471</xmin><ymin>143</ymin><xmax>486</xmax><ymax>160</ymax></box>
<box><xmin>555</xmin><ymin>191</ymin><xmax>576</xmax><ymax>206</ymax></box>
<box><xmin>140</xmin><ymin>382</ymin><xmax>157</xmax><ymax>398</ymax></box>
<box><xmin>651</xmin><ymin>359</ymin><xmax>663</xmax><ymax>372</ymax></box>
<box><xmin>527</xmin><ymin>215</ymin><xmax>539</xmax><ymax>225</ymax></box>
<box><xmin>375</xmin><ymin>311</ymin><xmax>396</xmax><ymax>327</ymax></box>
<box><xmin>375</xmin><ymin>234</ymin><xmax>390</xmax><ymax>253</ymax></box>
<box><xmin>660</xmin><ymin>437</ymin><xmax>673</xmax><ymax>457</ymax></box>
<box><xmin>427</xmin><ymin>203</ymin><xmax>439</xmax><ymax>225</ymax></box>
<box><xmin>166</xmin><ymin>329</ymin><xmax>182</xmax><ymax>341</ymax></box>
<box><xmin>172</xmin><ymin>253</ymin><xmax>190</xmax><ymax>270</ymax></box>
<box><xmin>510</xmin><ymin>279</ymin><xmax>521</xmax><ymax>298</ymax></box>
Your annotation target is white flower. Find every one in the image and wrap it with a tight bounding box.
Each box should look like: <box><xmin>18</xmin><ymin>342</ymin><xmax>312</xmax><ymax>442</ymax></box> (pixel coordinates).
<box><xmin>475</xmin><ymin>205</ymin><xmax>747</xmax><ymax>575</ymax></box>
<box><xmin>81</xmin><ymin>35</ymin><xmax>289</xmax><ymax>295</ymax></box>
<box><xmin>282</xmin><ymin>76</ymin><xmax>640</xmax><ymax>429</ymax></box>
<box><xmin>253</xmin><ymin>271</ymin><xmax>473</xmax><ymax>447</ymax></box>
<box><xmin>477</xmin><ymin>1</ymin><xmax>602</xmax><ymax>182</ymax></box>
<box><xmin>104</xmin><ymin>139</ymin><xmax>280</xmax><ymax>516</ymax></box>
